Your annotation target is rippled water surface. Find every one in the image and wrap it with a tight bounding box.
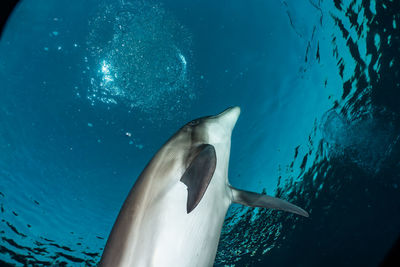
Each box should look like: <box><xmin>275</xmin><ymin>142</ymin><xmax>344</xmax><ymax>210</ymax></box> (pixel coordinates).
<box><xmin>1</xmin><ymin>0</ymin><xmax>399</xmax><ymax>266</ymax></box>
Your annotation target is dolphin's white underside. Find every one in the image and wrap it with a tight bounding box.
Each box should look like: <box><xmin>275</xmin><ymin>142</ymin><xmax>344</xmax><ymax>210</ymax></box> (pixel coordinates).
<box><xmin>133</xmin><ymin>171</ymin><xmax>231</xmax><ymax>267</ymax></box>
<box><xmin>115</xmin><ymin>140</ymin><xmax>233</xmax><ymax>267</ymax></box>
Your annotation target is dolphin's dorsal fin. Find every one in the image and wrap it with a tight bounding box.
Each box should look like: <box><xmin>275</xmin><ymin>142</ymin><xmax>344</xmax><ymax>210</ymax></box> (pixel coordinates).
<box><xmin>230</xmin><ymin>186</ymin><xmax>309</xmax><ymax>217</ymax></box>
<box><xmin>180</xmin><ymin>144</ymin><xmax>217</xmax><ymax>214</ymax></box>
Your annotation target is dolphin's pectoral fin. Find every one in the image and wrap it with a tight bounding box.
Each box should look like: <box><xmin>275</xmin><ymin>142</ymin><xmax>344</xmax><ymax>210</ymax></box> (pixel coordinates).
<box><xmin>180</xmin><ymin>144</ymin><xmax>217</xmax><ymax>214</ymax></box>
<box><xmin>230</xmin><ymin>186</ymin><xmax>309</xmax><ymax>217</ymax></box>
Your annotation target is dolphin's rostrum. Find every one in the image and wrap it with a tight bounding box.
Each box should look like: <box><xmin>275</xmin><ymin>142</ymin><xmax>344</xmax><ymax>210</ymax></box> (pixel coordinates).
<box><xmin>100</xmin><ymin>106</ymin><xmax>309</xmax><ymax>267</ymax></box>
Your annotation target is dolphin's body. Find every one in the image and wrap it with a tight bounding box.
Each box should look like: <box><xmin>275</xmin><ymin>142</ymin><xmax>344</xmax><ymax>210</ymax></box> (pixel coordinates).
<box><xmin>100</xmin><ymin>107</ymin><xmax>308</xmax><ymax>267</ymax></box>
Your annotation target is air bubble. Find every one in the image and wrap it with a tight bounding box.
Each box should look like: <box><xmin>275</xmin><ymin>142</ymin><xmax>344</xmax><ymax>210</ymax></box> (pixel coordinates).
<box><xmin>85</xmin><ymin>0</ymin><xmax>195</xmax><ymax>121</ymax></box>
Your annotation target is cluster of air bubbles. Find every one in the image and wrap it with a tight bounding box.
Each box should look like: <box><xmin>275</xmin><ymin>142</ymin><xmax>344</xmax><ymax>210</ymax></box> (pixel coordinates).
<box><xmin>84</xmin><ymin>0</ymin><xmax>195</xmax><ymax>120</ymax></box>
<box><xmin>321</xmin><ymin>109</ymin><xmax>397</xmax><ymax>172</ymax></box>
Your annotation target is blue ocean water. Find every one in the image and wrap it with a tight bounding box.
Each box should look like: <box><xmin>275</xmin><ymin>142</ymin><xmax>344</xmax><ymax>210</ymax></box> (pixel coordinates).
<box><xmin>0</xmin><ymin>0</ymin><xmax>399</xmax><ymax>266</ymax></box>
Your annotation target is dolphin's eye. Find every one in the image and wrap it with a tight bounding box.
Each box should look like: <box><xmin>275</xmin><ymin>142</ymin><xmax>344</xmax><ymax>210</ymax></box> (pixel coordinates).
<box><xmin>188</xmin><ymin>119</ymin><xmax>200</xmax><ymax>126</ymax></box>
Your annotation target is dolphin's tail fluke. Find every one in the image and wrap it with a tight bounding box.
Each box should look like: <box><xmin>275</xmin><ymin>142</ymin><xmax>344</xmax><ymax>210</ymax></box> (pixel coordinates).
<box><xmin>229</xmin><ymin>186</ymin><xmax>309</xmax><ymax>217</ymax></box>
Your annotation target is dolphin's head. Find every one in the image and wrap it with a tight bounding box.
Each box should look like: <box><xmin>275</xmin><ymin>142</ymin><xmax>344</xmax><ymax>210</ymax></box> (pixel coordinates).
<box><xmin>184</xmin><ymin>106</ymin><xmax>241</xmax><ymax>146</ymax></box>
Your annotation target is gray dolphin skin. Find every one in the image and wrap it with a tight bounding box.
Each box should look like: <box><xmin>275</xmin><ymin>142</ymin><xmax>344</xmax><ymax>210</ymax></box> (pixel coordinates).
<box><xmin>99</xmin><ymin>106</ymin><xmax>309</xmax><ymax>267</ymax></box>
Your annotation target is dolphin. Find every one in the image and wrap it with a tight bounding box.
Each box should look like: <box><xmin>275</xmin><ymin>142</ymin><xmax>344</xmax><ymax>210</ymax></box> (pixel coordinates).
<box><xmin>99</xmin><ymin>106</ymin><xmax>309</xmax><ymax>267</ymax></box>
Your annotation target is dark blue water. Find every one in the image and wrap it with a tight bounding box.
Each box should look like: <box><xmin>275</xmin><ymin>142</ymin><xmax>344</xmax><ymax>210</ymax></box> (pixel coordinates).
<box><xmin>0</xmin><ymin>0</ymin><xmax>399</xmax><ymax>266</ymax></box>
